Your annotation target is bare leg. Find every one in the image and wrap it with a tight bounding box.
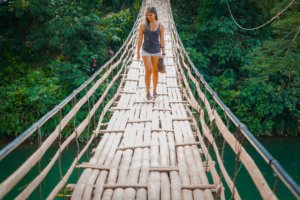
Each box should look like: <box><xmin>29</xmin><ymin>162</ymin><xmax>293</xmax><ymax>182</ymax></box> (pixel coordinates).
<box><xmin>142</xmin><ymin>56</ymin><xmax>152</xmax><ymax>95</ymax></box>
<box><xmin>151</xmin><ymin>56</ymin><xmax>160</xmax><ymax>94</ymax></box>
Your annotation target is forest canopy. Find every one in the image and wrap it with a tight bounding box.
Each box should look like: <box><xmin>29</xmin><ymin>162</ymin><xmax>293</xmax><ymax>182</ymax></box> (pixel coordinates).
<box><xmin>0</xmin><ymin>0</ymin><xmax>299</xmax><ymax>137</ymax></box>
<box><xmin>0</xmin><ymin>0</ymin><xmax>141</xmax><ymax>137</ymax></box>
<box><xmin>171</xmin><ymin>0</ymin><xmax>299</xmax><ymax>136</ymax></box>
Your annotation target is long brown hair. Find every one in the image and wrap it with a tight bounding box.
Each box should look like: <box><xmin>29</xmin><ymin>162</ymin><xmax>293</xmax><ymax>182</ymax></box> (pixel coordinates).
<box><xmin>145</xmin><ymin>7</ymin><xmax>158</xmax><ymax>29</ymax></box>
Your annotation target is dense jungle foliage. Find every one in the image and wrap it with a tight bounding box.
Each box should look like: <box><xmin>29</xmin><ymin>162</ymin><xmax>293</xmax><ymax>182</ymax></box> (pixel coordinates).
<box><xmin>171</xmin><ymin>0</ymin><xmax>299</xmax><ymax>136</ymax></box>
<box><xmin>0</xmin><ymin>0</ymin><xmax>299</xmax><ymax>138</ymax></box>
<box><xmin>0</xmin><ymin>0</ymin><xmax>141</xmax><ymax>137</ymax></box>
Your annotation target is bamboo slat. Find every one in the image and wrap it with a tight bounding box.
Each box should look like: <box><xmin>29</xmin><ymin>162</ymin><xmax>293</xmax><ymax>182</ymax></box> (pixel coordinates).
<box><xmin>177</xmin><ymin>146</ymin><xmax>193</xmax><ymax>199</ymax></box>
<box><xmin>120</xmin><ymin>91</ymin><xmax>136</xmax><ymax>94</ymax></box>
<box><xmin>134</xmin><ymin>100</ymin><xmax>155</xmax><ymax>104</ymax></box>
<box><xmin>68</xmin><ymin>183</ymin><xmax>218</xmax><ymax>190</ymax></box>
<box><xmin>123</xmin><ymin>148</ymin><xmax>142</xmax><ymax>199</ymax></box>
<box><xmin>172</xmin><ymin>117</ymin><xmax>192</xmax><ymax>121</ymax></box>
<box><xmin>169</xmin><ymin>101</ymin><xmax>189</xmax><ymax>104</ymax></box>
<box><xmin>96</xmin><ymin>129</ymin><xmax>125</xmax><ymax>134</ymax></box>
<box><xmin>159</xmin><ymin>131</ymin><xmax>171</xmax><ymax>200</ymax></box>
<box><xmin>76</xmin><ymin>163</ymin><xmax>110</xmax><ymax>170</ymax></box>
<box><xmin>153</xmin><ymin>108</ymin><xmax>172</xmax><ymax>111</ymax></box>
<box><xmin>123</xmin><ymin>117</ymin><xmax>144</xmax><ymax>200</ymax></box>
<box><xmin>148</xmin><ymin>131</ymin><xmax>161</xmax><ymax>200</ymax></box>
<box><xmin>110</xmin><ymin>107</ymin><xmax>131</xmax><ymax>111</ymax></box>
<box><xmin>100</xmin><ymin>117</ymin><xmax>130</xmax><ymax>200</ymax></box>
<box><xmin>136</xmin><ymin>104</ymin><xmax>153</xmax><ymax>199</ymax></box>
<box><xmin>112</xmin><ymin>150</ymin><xmax>132</xmax><ymax>199</ymax></box>
<box><xmin>168</xmin><ymin>123</ymin><xmax>182</xmax><ymax>200</ymax></box>
<box><xmin>124</xmin><ymin>78</ymin><xmax>139</xmax><ymax>82</ymax></box>
<box><xmin>170</xmin><ymin>171</ymin><xmax>182</xmax><ymax>200</ymax></box>
<box><xmin>152</xmin><ymin>128</ymin><xmax>174</xmax><ymax>132</ymax></box>
<box><xmin>136</xmin><ymin>148</ymin><xmax>150</xmax><ymax>200</ymax></box>
<box><xmin>127</xmin><ymin>119</ymin><xmax>152</xmax><ymax>123</ymax></box>
<box><xmin>117</xmin><ymin>144</ymin><xmax>151</xmax><ymax>150</ymax></box>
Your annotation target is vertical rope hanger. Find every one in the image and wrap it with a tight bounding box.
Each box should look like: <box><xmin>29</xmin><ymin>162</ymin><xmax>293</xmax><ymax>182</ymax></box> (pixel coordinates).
<box><xmin>273</xmin><ymin>175</ymin><xmax>280</xmax><ymax>196</ymax></box>
<box><xmin>85</xmin><ymin>86</ymin><xmax>92</xmax><ymax>162</ymax></box>
<box><xmin>58</xmin><ymin>107</ymin><xmax>64</xmax><ymax>180</ymax></box>
<box><xmin>230</xmin><ymin>125</ymin><xmax>246</xmax><ymax>200</ymax></box>
<box><xmin>287</xmin><ymin>25</ymin><xmax>300</xmax><ymax>55</ymax></box>
<box><xmin>91</xmin><ymin>80</ymin><xmax>97</xmax><ymax>133</ymax></box>
<box><xmin>37</xmin><ymin>126</ymin><xmax>43</xmax><ymax>200</ymax></box>
<box><xmin>205</xmin><ymin>98</ymin><xmax>217</xmax><ymax>172</ymax></box>
<box><xmin>72</xmin><ymin>95</ymin><xmax>80</xmax><ymax>179</ymax></box>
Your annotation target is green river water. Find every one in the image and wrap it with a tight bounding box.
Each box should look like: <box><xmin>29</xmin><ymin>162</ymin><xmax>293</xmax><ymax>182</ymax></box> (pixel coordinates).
<box><xmin>0</xmin><ymin>136</ymin><xmax>299</xmax><ymax>200</ymax></box>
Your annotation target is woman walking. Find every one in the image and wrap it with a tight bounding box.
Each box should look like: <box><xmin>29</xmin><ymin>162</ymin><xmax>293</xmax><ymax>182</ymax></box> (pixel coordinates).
<box><xmin>137</xmin><ymin>6</ymin><xmax>165</xmax><ymax>100</ymax></box>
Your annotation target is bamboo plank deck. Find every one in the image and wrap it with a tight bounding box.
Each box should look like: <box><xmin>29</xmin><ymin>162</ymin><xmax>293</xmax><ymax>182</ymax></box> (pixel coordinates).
<box><xmin>70</xmin><ymin>0</ymin><xmax>219</xmax><ymax>199</ymax></box>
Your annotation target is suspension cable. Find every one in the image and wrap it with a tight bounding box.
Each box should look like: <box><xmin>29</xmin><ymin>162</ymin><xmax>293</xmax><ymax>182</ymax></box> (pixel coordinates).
<box><xmin>226</xmin><ymin>0</ymin><xmax>296</xmax><ymax>31</ymax></box>
<box><xmin>287</xmin><ymin>25</ymin><xmax>300</xmax><ymax>54</ymax></box>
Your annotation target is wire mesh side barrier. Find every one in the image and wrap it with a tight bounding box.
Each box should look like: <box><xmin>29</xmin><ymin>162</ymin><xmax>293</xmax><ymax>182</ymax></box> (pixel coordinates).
<box><xmin>0</xmin><ymin>1</ymin><xmax>146</xmax><ymax>199</ymax></box>
<box><xmin>166</xmin><ymin>0</ymin><xmax>300</xmax><ymax>199</ymax></box>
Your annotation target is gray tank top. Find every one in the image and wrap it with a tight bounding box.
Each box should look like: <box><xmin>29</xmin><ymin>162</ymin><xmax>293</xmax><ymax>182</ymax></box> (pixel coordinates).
<box><xmin>142</xmin><ymin>23</ymin><xmax>160</xmax><ymax>54</ymax></box>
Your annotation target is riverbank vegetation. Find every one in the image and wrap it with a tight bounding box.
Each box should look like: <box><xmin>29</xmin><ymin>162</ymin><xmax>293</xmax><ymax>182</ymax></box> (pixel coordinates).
<box><xmin>171</xmin><ymin>0</ymin><xmax>299</xmax><ymax>136</ymax></box>
<box><xmin>0</xmin><ymin>0</ymin><xmax>298</xmax><ymax>138</ymax></box>
<box><xmin>0</xmin><ymin>0</ymin><xmax>141</xmax><ymax>137</ymax></box>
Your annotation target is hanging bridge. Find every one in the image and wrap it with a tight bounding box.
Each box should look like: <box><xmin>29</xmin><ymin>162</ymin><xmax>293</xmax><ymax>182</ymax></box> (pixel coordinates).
<box><xmin>0</xmin><ymin>0</ymin><xmax>299</xmax><ymax>199</ymax></box>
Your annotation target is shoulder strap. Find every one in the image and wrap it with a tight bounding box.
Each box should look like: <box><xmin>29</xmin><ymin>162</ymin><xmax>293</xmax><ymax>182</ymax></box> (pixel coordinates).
<box><xmin>142</xmin><ymin>23</ymin><xmax>146</xmax><ymax>32</ymax></box>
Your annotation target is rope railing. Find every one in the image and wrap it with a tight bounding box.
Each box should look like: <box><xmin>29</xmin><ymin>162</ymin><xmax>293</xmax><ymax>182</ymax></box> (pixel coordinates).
<box><xmin>0</xmin><ymin>1</ymin><xmax>146</xmax><ymax>199</ymax></box>
<box><xmin>167</xmin><ymin>1</ymin><xmax>300</xmax><ymax>199</ymax></box>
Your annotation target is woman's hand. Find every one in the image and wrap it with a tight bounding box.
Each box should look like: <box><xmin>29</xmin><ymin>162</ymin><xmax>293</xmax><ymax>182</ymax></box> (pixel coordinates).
<box><xmin>137</xmin><ymin>52</ymin><xmax>140</xmax><ymax>61</ymax></box>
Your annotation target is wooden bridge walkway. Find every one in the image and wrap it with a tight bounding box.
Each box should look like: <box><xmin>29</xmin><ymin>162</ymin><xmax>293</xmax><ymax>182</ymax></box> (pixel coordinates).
<box><xmin>70</xmin><ymin>1</ymin><xmax>219</xmax><ymax>199</ymax></box>
<box><xmin>70</xmin><ymin>0</ymin><xmax>218</xmax><ymax>198</ymax></box>
<box><xmin>0</xmin><ymin>0</ymin><xmax>299</xmax><ymax>199</ymax></box>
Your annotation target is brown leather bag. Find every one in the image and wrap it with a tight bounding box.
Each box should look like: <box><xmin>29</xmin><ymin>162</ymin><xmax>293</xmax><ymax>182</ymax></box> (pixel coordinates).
<box><xmin>158</xmin><ymin>57</ymin><xmax>166</xmax><ymax>73</ymax></box>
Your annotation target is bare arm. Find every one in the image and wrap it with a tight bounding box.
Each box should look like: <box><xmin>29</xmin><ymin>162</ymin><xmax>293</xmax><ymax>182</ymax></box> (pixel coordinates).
<box><xmin>160</xmin><ymin>24</ymin><xmax>165</xmax><ymax>58</ymax></box>
<box><xmin>137</xmin><ymin>23</ymin><xmax>144</xmax><ymax>60</ymax></box>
